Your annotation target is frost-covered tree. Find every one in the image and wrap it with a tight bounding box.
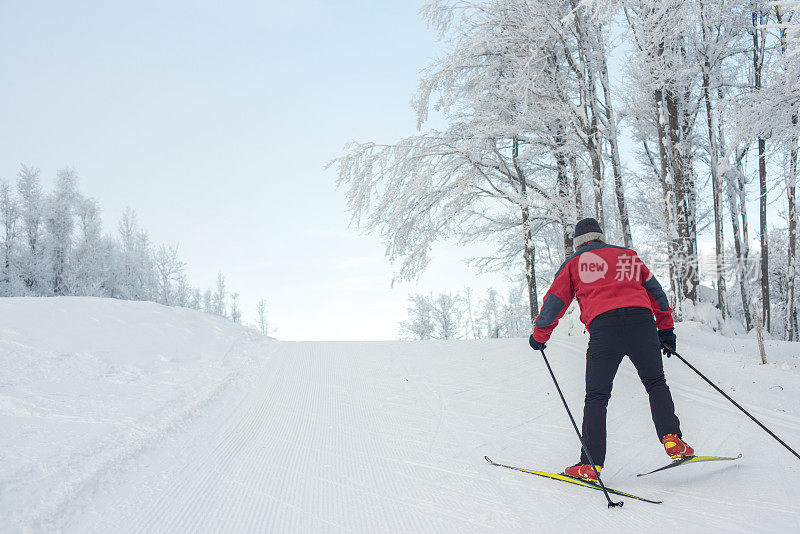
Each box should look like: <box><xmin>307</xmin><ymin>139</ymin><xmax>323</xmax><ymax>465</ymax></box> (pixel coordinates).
<box><xmin>501</xmin><ymin>285</ymin><xmax>530</xmax><ymax>338</ymax></box>
<box><xmin>212</xmin><ymin>272</ymin><xmax>227</xmax><ymax>317</ymax></box>
<box><xmin>334</xmin><ymin>0</ymin><xmax>663</xmax><ymax>329</ymax></box>
<box><xmin>335</xmin><ymin>1</ymin><xmax>609</xmax><ymax>326</ymax></box>
<box><xmin>621</xmin><ymin>0</ymin><xmax>705</xmax><ymax>310</ymax></box>
<box><xmin>694</xmin><ymin>0</ymin><xmax>748</xmax><ymax>319</ymax></box>
<box><xmin>719</xmin><ymin>0</ymin><xmax>800</xmax><ymax>336</ymax></box>
<box><xmin>256</xmin><ymin>298</ymin><xmax>270</xmax><ymax>335</ymax></box>
<box><xmin>1</xmin><ymin>164</ymin><xmax>251</xmax><ymax>326</ymax></box>
<box><xmin>431</xmin><ymin>293</ymin><xmax>462</xmax><ymax>339</ymax></box>
<box><xmin>116</xmin><ymin>209</ymin><xmax>154</xmax><ymax>301</ymax></box>
<box><xmin>400</xmin><ymin>285</ymin><xmax>534</xmax><ymax>339</ymax></box>
<box><xmin>230</xmin><ymin>292</ymin><xmax>241</xmax><ymax>324</ymax></box>
<box><xmin>761</xmin><ymin>227</ymin><xmax>799</xmax><ymax>339</ymax></box>
<box><xmin>480</xmin><ymin>289</ymin><xmax>504</xmax><ymax>338</ymax></box>
<box><xmin>173</xmin><ymin>272</ymin><xmax>191</xmax><ymax>308</ymax></box>
<box><xmin>71</xmin><ymin>196</ymin><xmax>107</xmax><ymax>296</ymax></box>
<box><xmin>398</xmin><ymin>292</ymin><xmax>462</xmax><ymax>339</ymax></box>
<box><xmin>772</xmin><ymin>2</ymin><xmax>799</xmax><ymax>339</ymax></box>
<box><xmin>399</xmin><ymin>294</ymin><xmax>436</xmax><ymax>340</ymax></box>
<box><xmin>0</xmin><ymin>180</ymin><xmax>20</xmax><ymax>296</ymax></box>
<box><xmin>188</xmin><ymin>287</ymin><xmax>202</xmax><ymax>310</ymax></box>
<box><xmin>461</xmin><ymin>286</ymin><xmax>479</xmax><ymax>338</ymax></box>
<box><xmin>46</xmin><ymin>169</ymin><xmax>78</xmax><ymax>295</ymax></box>
<box><xmin>202</xmin><ymin>288</ymin><xmax>213</xmax><ymax>313</ymax></box>
<box><xmin>154</xmin><ymin>244</ymin><xmax>185</xmax><ymax>306</ymax></box>
<box><xmin>16</xmin><ymin>165</ymin><xmax>46</xmax><ymax>294</ymax></box>
<box><xmin>752</xmin><ymin>1</ymin><xmax>773</xmax><ymax>331</ymax></box>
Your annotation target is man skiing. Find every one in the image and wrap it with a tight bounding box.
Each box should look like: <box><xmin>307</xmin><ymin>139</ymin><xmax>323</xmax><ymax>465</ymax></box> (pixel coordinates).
<box><xmin>528</xmin><ymin>217</ymin><xmax>693</xmax><ymax>482</ymax></box>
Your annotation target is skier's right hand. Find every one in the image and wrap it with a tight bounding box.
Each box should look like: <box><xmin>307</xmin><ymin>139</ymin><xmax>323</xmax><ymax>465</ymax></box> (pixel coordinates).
<box><xmin>658</xmin><ymin>328</ymin><xmax>676</xmax><ymax>357</ymax></box>
<box><xmin>529</xmin><ymin>334</ymin><xmax>546</xmax><ymax>351</ymax></box>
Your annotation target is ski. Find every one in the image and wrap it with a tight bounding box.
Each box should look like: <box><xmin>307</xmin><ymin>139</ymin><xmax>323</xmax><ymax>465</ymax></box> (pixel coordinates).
<box><xmin>636</xmin><ymin>454</ymin><xmax>742</xmax><ymax>477</ymax></box>
<box><xmin>485</xmin><ymin>456</ymin><xmax>661</xmax><ymax>505</ymax></box>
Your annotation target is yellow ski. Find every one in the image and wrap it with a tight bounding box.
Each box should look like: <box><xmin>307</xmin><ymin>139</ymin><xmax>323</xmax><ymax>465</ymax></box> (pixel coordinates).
<box><xmin>636</xmin><ymin>454</ymin><xmax>742</xmax><ymax>477</ymax></box>
<box><xmin>485</xmin><ymin>456</ymin><xmax>661</xmax><ymax>504</ymax></box>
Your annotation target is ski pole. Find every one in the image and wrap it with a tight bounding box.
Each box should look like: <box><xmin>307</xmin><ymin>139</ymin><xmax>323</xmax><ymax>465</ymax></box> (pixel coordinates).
<box><xmin>539</xmin><ymin>349</ymin><xmax>623</xmax><ymax>508</ymax></box>
<box><xmin>666</xmin><ymin>347</ymin><xmax>800</xmax><ymax>462</ymax></box>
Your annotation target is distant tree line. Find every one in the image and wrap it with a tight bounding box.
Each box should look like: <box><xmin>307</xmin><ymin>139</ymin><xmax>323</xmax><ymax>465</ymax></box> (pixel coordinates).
<box><xmin>0</xmin><ymin>165</ymin><xmax>270</xmax><ymax>332</ymax></box>
<box><xmin>399</xmin><ymin>286</ymin><xmax>530</xmax><ymax>340</ymax></box>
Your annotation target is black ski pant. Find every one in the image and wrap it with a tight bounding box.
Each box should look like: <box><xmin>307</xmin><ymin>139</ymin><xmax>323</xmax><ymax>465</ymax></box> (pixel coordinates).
<box><xmin>579</xmin><ymin>307</ymin><xmax>682</xmax><ymax>467</ymax></box>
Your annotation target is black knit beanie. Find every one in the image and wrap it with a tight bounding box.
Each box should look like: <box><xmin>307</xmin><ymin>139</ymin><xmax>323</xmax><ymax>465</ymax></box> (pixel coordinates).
<box><xmin>573</xmin><ymin>217</ymin><xmax>605</xmax><ymax>248</ymax></box>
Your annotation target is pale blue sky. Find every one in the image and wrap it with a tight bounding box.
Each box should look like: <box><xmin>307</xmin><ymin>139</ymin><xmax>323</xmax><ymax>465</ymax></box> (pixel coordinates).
<box><xmin>0</xmin><ymin>0</ymin><xmax>509</xmax><ymax>340</ymax></box>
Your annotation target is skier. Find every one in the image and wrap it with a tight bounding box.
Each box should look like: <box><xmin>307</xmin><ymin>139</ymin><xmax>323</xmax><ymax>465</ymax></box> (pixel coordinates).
<box><xmin>528</xmin><ymin>217</ymin><xmax>693</xmax><ymax>482</ymax></box>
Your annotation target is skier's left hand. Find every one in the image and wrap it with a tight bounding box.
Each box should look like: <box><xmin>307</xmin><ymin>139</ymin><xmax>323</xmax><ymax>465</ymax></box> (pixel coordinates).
<box><xmin>529</xmin><ymin>334</ymin><xmax>546</xmax><ymax>351</ymax></box>
<box><xmin>658</xmin><ymin>328</ymin><xmax>676</xmax><ymax>356</ymax></box>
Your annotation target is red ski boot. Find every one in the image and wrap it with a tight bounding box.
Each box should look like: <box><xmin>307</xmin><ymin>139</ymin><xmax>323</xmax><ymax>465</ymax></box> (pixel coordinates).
<box><xmin>563</xmin><ymin>463</ymin><xmax>601</xmax><ymax>482</ymax></box>
<box><xmin>662</xmin><ymin>434</ymin><xmax>694</xmax><ymax>459</ymax></box>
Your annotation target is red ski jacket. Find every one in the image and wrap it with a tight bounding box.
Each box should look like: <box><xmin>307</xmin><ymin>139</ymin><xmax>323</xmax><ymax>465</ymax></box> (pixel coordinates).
<box><xmin>532</xmin><ymin>241</ymin><xmax>674</xmax><ymax>343</ymax></box>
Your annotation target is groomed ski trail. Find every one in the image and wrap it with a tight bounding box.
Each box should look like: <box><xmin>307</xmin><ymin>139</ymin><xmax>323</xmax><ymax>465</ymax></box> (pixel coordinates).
<box><xmin>64</xmin><ymin>337</ymin><xmax>800</xmax><ymax>533</ymax></box>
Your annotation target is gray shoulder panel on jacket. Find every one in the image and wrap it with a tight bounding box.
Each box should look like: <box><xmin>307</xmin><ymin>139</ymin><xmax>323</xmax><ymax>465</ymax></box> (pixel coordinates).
<box><xmin>643</xmin><ymin>275</ymin><xmax>670</xmax><ymax>311</ymax></box>
<box><xmin>535</xmin><ymin>293</ymin><xmax>566</xmax><ymax>328</ymax></box>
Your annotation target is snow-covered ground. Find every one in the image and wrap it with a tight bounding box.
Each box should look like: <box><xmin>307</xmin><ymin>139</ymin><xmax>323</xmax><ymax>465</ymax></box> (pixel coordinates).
<box><xmin>2</xmin><ymin>298</ymin><xmax>799</xmax><ymax>533</ymax></box>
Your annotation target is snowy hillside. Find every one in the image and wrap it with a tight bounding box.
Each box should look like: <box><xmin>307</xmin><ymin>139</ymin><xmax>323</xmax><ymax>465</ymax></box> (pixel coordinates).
<box><xmin>0</xmin><ymin>298</ymin><xmax>268</xmax><ymax>532</ymax></box>
<box><xmin>2</xmin><ymin>298</ymin><xmax>800</xmax><ymax>532</ymax></box>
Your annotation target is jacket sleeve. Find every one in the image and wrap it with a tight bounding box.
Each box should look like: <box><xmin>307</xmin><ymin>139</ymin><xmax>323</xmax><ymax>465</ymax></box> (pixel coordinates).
<box><xmin>637</xmin><ymin>255</ymin><xmax>675</xmax><ymax>330</ymax></box>
<box><xmin>532</xmin><ymin>262</ymin><xmax>576</xmax><ymax>343</ymax></box>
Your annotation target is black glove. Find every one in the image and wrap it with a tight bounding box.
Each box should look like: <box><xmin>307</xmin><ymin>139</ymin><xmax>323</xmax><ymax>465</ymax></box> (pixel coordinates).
<box><xmin>529</xmin><ymin>334</ymin><xmax>546</xmax><ymax>351</ymax></box>
<box><xmin>658</xmin><ymin>328</ymin><xmax>676</xmax><ymax>357</ymax></box>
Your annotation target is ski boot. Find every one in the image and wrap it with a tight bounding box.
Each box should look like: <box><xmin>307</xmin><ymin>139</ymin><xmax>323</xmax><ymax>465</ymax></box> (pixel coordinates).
<box><xmin>662</xmin><ymin>434</ymin><xmax>694</xmax><ymax>459</ymax></box>
<box><xmin>563</xmin><ymin>463</ymin><xmax>601</xmax><ymax>482</ymax></box>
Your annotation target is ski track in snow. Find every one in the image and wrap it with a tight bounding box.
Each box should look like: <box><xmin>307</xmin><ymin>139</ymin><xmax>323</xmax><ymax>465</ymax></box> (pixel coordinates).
<box><xmin>86</xmin><ymin>341</ymin><xmax>800</xmax><ymax>532</ymax></box>
<box><xmin>2</xmin><ymin>301</ymin><xmax>800</xmax><ymax>533</ymax></box>
<box><xmin>4</xmin><ymin>332</ymin><xmax>265</xmax><ymax>532</ymax></box>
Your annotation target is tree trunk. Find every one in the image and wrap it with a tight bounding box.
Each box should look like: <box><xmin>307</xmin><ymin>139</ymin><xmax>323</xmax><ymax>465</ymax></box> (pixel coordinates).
<box><xmin>587</xmin><ymin>84</ymin><xmax>604</xmax><ymax>228</ymax></box>
<box><xmin>788</xmin><ymin>116</ymin><xmax>797</xmax><ymax>341</ymax></box>
<box><xmin>546</xmin><ymin>49</ymin><xmax>574</xmax><ymax>259</ymax></box>
<box><xmin>736</xmin><ymin>147</ymin><xmax>754</xmax><ymax>329</ymax></box>
<box><xmin>554</xmin><ymin>129</ymin><xmax>573</xmax><ymax>258</ymax></box>
<box><xmin>556</xmin><ymin>149</ymin><xmax>573</xmax><ymax>258</ymax></box>
<box><xmin>644</xmin><ymin>137</ymin><xmax>678</xmax><ymax>301</ymax></box>
<box><xmin>702</xmin><ymin>66</ymin><xmax>728</xmax><ymax>318</ymax></box>
<box><xmin>571</xmin><ymin>2</ymin><xmax>604</xmax><ymax>228</ymax></box>
<box><xmin>514</xmin><ymin>136</ymin><xmax>539</xmax><ymax>326</ymax></box>
<box><xmin>569</xmin><ymin>154</ymin><xmax>583</xmax><ymax>220</ymax></box>
<box><xmin>758</xmin><ymin>138</ymin><xmax>771</xmax><ymax>332</ymax></box>
<box><xmin>726</xmin><ymin>164</ymin><xmax>753</xmax><ymax>330</ymax></box>
<box><xmin>753</xmin><ymin>7</ymin><xmax>771</xmax><ymax>331</ymax></box>
<box><xmin>597</xmin><ymin>24</ymin><xmax>632</xmax><ymax>248</ymax></box>
<box><xmin>754</xmin><ymin>300</ymin><xmax>768</xmax><ymax>364</ymax></box>
<box><xmin>717</xmin><ymin>87</ymin><xmax>750</xmax><ymax>326</ymax></box>
<box><xmin>666</xmin><ymin>88</ymin><xmax>696</xmax><ymax>303</ymax></box>
<box><xmin>53</xmin><ymin>248</ymin><xmax>64</xmax><ymax>296</ymax></box>
<box><xmin>777</xmin><ymin>6</ymin><xmax>797</xmax><ymax>341</ymax></box>
<box><xmin>655</xmin><ymin>89</ymin><xmax>681</xmax><ymax>313</ymax></box>
<box><xmin>523</xmin><ymin>229</ymin><xmax>538</xmax><ymax>326</ymax></box>
<box><xmin>680</xmin><ymin>81</ymin><xmax>700</xmax><ymax>304</ymax></box>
